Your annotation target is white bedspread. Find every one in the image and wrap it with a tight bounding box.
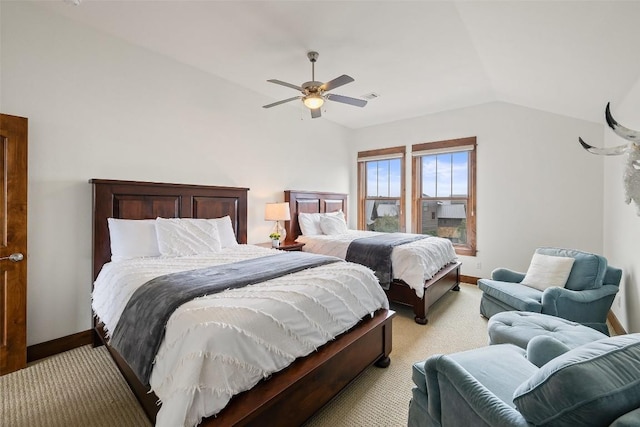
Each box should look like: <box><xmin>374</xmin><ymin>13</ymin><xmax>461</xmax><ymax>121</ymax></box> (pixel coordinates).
<box><xmin>296</xmin><ymin>231</ymin><xmax>458</xmax><ymax>298</ymax></box>
<box><xmin>92</xmin><ymin>245</ymin><xmax>388</xmax><ymax>427</ymax></box>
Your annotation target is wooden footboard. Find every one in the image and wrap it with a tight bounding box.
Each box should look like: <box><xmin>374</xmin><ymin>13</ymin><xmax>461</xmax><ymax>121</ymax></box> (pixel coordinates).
<box><xmin>385</xmin><ymin>262</ymin><xmax>461</xmax><ymax>325</ymax></box>
<box><xmin>95</xmin><ymin>309</ymin><xmax>395</xmax><ymax>426</ymax></box>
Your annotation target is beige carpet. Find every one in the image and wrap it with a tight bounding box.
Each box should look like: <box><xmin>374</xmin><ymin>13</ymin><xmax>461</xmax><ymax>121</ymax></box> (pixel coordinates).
<box><xmin>1</xmin><ymin>283</ymin><xmax>488</xmax><ymax>427</ymax></box>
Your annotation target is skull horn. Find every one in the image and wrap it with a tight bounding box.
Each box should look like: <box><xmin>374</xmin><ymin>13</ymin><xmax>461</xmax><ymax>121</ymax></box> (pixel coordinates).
<box><xmin>578</xmin><ymin>137</ymin><xmax>631</xmax><ymax>155</ymax></box>
<box><xmin>605</xmin><ymin>102</ymin><xmax>640</xmax><ymax>143</ymax></box>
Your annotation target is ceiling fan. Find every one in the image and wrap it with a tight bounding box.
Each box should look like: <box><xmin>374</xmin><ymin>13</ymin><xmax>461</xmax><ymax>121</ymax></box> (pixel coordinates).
<box><xmin>262</xmin><ymin>51</ymin><xmax>367</xmax><ymax>119</ymax></box>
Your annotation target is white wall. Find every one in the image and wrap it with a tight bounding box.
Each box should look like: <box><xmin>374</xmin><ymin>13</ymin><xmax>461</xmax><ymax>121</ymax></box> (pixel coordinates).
<box><xmin>603</xmin><ymin>78</ymin><xmax>640</xmax><ymax>333</ymax></box>
<box><xmin>352</xmin><ymin>102</ymin><xmax>605</xmax><ymax>279</ymax></box>
<box><xmin>1</xmin><ymin>2</ymin><xmax>353</xmax><ymax>345</ymax></box>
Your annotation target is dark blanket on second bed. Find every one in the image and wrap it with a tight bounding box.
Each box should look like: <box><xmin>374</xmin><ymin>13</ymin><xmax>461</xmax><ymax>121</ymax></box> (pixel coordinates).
<box><xmin>346</xmin><ymin>233</ymin><xmax>427</xmax><ymax>289</ymax></box>
<box><xmin>110</xmin><ymin>251</ymin><xmax>341</xmax><ymax>385</ymax></box>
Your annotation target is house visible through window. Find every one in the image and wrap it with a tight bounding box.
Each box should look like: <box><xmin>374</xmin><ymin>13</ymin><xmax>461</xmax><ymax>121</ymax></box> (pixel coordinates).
<box><xmin>412</xmin><ymin>137</ymin><xmax>476</xmax><ymax>256</ymax></box>
<box><xmin>357</xmin><ymin>146</ymin><xmax>405</xmax><ymax>232</ymax></box>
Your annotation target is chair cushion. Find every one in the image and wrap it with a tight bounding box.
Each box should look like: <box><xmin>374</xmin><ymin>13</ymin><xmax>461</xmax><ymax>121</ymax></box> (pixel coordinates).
<box><xmin>488</xmin><ymin>311</ymin><xmax>607</xmax><ymax>350</ymax></box>
<box><xmin>422</xmin><ymin>344</ymin><xmax>533</xmax><ymax>419</ymax></box>
<box><xmin>446</xmin><ymin>344</ymin><xmax>534</xmax><ymax>408</ymax></box>
<box><xmin>478</xmin><ymin>279</ymin><xmax>543</xmax><ymax>312</ymax></box>
<box><xmin>536</xmin><ymin>247</ymin><xmax>607</xmax><ymax>291</ymax></box>
<box><xmin>513</xmin><ymin>333</ymin><xmax>640</xmax><ymax>427</ymax></box>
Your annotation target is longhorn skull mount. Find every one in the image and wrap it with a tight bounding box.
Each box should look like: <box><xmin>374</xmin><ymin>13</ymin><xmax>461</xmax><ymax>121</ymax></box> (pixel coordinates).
<box><xmin>579</xmin><ymin>103</ymin><xmax>640</xmax><ymax>215</ymax></box>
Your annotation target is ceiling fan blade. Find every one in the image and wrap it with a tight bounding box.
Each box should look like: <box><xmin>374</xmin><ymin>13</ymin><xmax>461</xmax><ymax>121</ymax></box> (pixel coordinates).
<box><xmin>310</xmin><ymin>108</ymin><xmax>322</xmax><ymax>119</ymax></box>
<box><xmin>325</xmin><ymin>93</ymin><xmax>367</xmax><ymax>108</ymax></box>
<box><xmin>267</xmin><ymin>79</ymin><xmax>303</xmax><ymax>92</ymax></box>
<box><xmin>262</xmin><ymin>96</ymin><xmax>301</xmax><ymax>109</ymax></box>
<box><xmin>320</xmin><ymin>74</ymin><xmax>355</xmax><ymax>92</ymax></box>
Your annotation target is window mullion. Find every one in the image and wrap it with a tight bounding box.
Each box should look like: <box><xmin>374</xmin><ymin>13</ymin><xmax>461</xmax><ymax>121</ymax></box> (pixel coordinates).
<box><xmin>450</xmin><ymin>154</ymin><xmax>453</xmax><ymax>197</ymax></box>
<box><xmin>435</xmin><ymin>155</ymin><xmax>438</xmax><ymax>198</ymax></box>
<box><xmin>376</xmin><ymin>161</ymin><xmax>380</xmax><ymax>197</ymax></box>
<box><xmin>387</xmin><ymin>160</ymin><xmax>391</xmax><ymax>197</ymax></box>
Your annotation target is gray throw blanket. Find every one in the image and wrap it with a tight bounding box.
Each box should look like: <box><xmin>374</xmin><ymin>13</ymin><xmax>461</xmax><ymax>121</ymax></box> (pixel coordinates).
<box><xmin>110</xmin><ymin>252</ymin><xmax>341</xmax><ymax>386</ymax></box>
<box><xmin>346</xmin><ymin>233</ymin><xmax>427</xmax><ymax>289</ymax></box>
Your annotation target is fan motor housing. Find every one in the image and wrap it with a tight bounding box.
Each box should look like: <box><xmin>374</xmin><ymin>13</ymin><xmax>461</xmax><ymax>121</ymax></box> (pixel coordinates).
<box><xmin>302</xmin><ymin>81</ymin><xmax>323</xmax><ymax>94</ymax></box>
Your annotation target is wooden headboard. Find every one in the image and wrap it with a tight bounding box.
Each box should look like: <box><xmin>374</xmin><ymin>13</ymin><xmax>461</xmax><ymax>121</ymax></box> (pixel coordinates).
<box><xmin>284</xmin><ymin>190</ymin><xmax>348</xmax><ymax>241</ymax></box>
<box><xmin>90</xmin><ymin>179</ymin><xmax>249</xmax><ymax>281</ymax></box>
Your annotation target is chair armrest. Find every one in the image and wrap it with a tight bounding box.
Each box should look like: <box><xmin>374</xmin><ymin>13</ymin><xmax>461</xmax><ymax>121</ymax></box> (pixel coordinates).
<box><xmin>491</xmin><ymin>268</ymin><xmax>526</xmax><ymax>283</ymax></box>
<box><xmin>425</xmin><ymin>354</ymin><xmax>530</xmax><ymax>427</ymax></box>
<box><xmin>526</xmin><ymin>335</ymin><xmax>571</xmax><ymax>367</ymax></box>
<box><xmin>541</xmin><ymin>285</ymin><xmax>620</xmax><ymax>320</ymax></box>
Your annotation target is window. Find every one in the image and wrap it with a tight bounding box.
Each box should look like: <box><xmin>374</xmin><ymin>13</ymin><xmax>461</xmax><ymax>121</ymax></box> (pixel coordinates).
<box><xmin>357</xmin><ymin>146</ymin><xmax>405</xmax><ymax>232</ymax></box>
<box><xmin>412</xmin><ymin>137</ymin><xmax>476</xmax><ymax>256</ymax></box>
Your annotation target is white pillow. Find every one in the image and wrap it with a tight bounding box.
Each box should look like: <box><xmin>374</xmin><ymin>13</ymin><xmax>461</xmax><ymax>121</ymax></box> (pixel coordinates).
<box><xmin>299</xmin><ymin>210</ymin><xmax>345</xmax><ymax>236</ymax></box>
<box><xmin>331</xmin><ymin>210</ymin><xmax>346</xmax><ymax>222</ymax></box>
<box><xmin>155</xmin><ymin>217</ymin><xmax>221</xmax><ymax>256</ymax></box>
<box><xmin>319</xmin><ymin>213</ymin><xmax>348</xmax><ymax>235</ymax></box>
<box><xmin>210</xmin><ymin>215</ymin><xmax>238</xmax><ymax>248</ymax></box>
<box><xmin>520</xmin><ymin>253</ymin><xmax>575</xmax><ymax>291</ymax></box>
<box><xmin>298</xmin><ymin>212</ymin><xmax>323</xmax><ymax>236</ymax></box>
<box><xmin>107</xmin><ymin>218</ymin><xmax>161</xmax><ymax>261</ymax></box>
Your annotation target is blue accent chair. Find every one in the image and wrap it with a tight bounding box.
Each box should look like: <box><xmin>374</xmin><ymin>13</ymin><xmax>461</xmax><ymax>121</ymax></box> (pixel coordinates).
<box><xmin>478</xmin><ymin>247</ymin><xmax>622</xmax><ymax>334</ymax></box>
<box><xmin>408</xmin><ymin>334</ymin><xmax>640</xmax><ymax>427</ymax></box>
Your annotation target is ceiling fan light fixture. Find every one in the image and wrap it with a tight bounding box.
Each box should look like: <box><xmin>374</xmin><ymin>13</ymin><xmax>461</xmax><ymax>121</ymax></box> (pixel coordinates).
<box><xmin>303</xmin><ymin>94</ymin><xmax>324</xmax><ymax>110</ymax></box>
<box><xmin>264</xmin><ymin>51</ymin><xmax>365</xmax><ymax>119</ymax></box>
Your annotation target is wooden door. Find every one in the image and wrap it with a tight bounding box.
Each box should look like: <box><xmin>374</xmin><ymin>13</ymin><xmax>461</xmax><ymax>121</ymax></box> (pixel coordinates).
<box><xmin>0</xmin><ymin>114</ymin><xmax>28</xmax><ymax>375</ymax></box>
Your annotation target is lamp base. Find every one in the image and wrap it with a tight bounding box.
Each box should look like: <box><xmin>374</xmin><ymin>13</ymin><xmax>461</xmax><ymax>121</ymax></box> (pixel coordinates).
<box><xmin>272</xmin><ymin>221</ymin><xmax>287</xmax><ymax>243</ymax></box>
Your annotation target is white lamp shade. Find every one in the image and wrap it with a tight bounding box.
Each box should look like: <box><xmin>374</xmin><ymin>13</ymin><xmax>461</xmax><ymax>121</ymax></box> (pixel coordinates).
<box><xmin>264</xmin><ymin>202</ymin><xmax>291</xmax><ymax>221</ymax></box>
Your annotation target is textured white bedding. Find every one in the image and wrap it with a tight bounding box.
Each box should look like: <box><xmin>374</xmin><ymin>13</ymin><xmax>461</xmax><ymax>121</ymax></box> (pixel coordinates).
<box><xmin>296</xmin><ymin>231</ymin><xmax>458</xmax><ymax>298</ymax></box>
<box><xmin>92</xmin><ymin>244</ymin><xmax>389</xmax><ymax>427</ymax></box>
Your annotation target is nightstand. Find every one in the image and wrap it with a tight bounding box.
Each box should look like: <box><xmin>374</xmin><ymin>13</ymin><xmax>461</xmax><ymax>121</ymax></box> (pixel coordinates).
<box><xmin>256</xmin><ymin>241</ymin><xmax>305</xmax><ymax>251</ymax></box>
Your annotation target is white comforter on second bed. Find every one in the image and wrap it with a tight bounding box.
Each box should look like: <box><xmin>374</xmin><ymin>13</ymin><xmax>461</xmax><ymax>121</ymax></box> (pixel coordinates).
<box><xmin>93</xmin><ymin>244</ymin><xmax>388</xmax><ymax>427</ymax></box>
<box><xmin>296</xmin><ymin>231</ymin><xmax>458</xmax><ymax>298</ymax></box>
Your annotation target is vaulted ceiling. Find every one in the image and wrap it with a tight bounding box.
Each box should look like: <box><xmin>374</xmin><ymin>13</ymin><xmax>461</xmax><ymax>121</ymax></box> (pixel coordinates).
<box><xmin>39</xmin><ymin>1</ymin><xmax>640</xmax><ymax>129</ymax></box>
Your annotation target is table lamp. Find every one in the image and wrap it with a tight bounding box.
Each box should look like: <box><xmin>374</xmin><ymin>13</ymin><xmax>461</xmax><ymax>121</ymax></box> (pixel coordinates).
<box><xmin>264</xmin><ymin>202</ymin><xmax>291</xmax><ymax>243</ymax></box>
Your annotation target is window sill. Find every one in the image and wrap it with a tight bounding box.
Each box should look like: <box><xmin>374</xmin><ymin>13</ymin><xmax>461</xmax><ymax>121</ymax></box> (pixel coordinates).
<box><xmin>454</xmin><ymin>246</ymin><xmax>476</xmax><ymax>257</ymax></box>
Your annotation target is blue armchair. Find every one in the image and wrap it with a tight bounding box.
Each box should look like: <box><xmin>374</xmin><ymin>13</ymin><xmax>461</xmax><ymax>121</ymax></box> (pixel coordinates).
<box><xmin>408</xmin><ymin>334</ymin><xmax>640</xmax><ymax>427</ymax></box>
<box><xmin>478</xmin><ymin>247</ymin><xmax>622</xmax><ymax>334</ymax></box>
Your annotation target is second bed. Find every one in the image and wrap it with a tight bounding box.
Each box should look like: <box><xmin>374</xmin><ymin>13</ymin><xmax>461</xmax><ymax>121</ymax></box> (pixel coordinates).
<box><xmin>285</xmin><ymin>190</ymin><xmax>462</xmax><ymax>324</ymax></box>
